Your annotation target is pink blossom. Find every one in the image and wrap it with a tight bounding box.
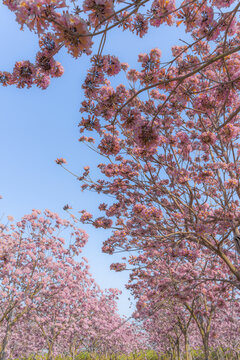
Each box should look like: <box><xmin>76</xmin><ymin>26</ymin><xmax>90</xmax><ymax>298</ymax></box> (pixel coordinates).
<box><xmin>98</xmin><ymin>134</ymin><xmax>120</xmax><ymax>155</ymax></box>
<box><xmin>55</xmin><ymin>157</ymin><xmax>67</xmax><ymax>165</ymax></box>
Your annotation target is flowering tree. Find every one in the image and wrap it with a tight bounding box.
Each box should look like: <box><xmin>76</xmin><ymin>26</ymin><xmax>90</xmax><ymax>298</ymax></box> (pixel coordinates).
<box><xmin>3</xmin><ymin>0</ymin><xmax>240</xmax><ymax>279</ymax></box>
<box><xmin>27</xmin><ymin>260</ymin><xmax>96</xmax><ymax>360</ymax></box>
<box><xmin>209</xmin><ymin>300</ymin><xmax>240</xmax><ymax>360</ymax></box>
<box><xmin>75</xmin><ymin>34</ymin><xmax>240</xmax><ymax>285</ymax></box>
<box><xmin>4</xmin><ymin>289</ymin><xmax>145</xmax><ymax>359</ymax></box>
<box><xmin>0</xmin><ymin>209</ymin><xmax>89</xmax><ymax>360</ymax></box>
<box><xmin>3</xmin><ymin>316</ymin><xmax>44</xmax><ymax>358</ymax></box>
<box><xmin>1</xmin><ymin>1</ymin><xmax>240</xmax><ymax>90</ymax></box>
<box><xmin>0</xmin><ymin>210</ymin><xmax>146</xmax><ymax>359</ymax></box>
<box><xmin>3</xmin><ymin>0</ymin><xmax>240</xmax><ymax>357</ymax></box>
<box><xmin>138</xmin><ymin>300</ymin><xmax>201</xmax><ymax>360</ymax></box>
<box><xmin>123</xmin><ymin>245</ymin><xmax>238</xmax><ymax>359</ymax></box>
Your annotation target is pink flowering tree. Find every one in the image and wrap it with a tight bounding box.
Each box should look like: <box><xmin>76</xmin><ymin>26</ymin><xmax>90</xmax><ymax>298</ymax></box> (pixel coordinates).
<box><xmin>5</xmin><ymin>287</ymin><xmax>145</xmax><ymax>359</ymax></box>
<box><xmin>70</xmin><ymin>32</ymin><xmax>240</xmax><ymax>287</ymax></box>
<box><xmin>138</xmin><ymin>300</ymin><xmax>203</xmax><ymax>359</ymax></box>
<box><xmin>3</xmin><ymin>0</ymin><xmax>240</xmax><ymax>287</ymax></box>
<box><xmin>3</xmin><ymin>316</ymin><xmax>44</xmax><ymax>359</ymax></box>
<box><xmin>0</xmin><ymin>210</ymin><xmax>147</xmax><ymax>359</ymax></box>
<box><xmin>3</xmin><ymin>0</ymin><xmax>240</xmax><ymax>357</ymax></box>
<box><xmin>209</xmin><ymin>300</ymin><xmax>240</xmax><ymax>359</ymax></box>
<box><xmin>126</xmin><ymin>246</ymin><xmax>237</xmax><ymax>359</ymax></box>
<box><xmin>0</xmin><ymin>209</ymin><xmax>89</xmax><ymax>360</ymax></box>
<box><xmin>82</xmin><ymin>294</ymin><xmax>145</xmax><ymax>358</ymax></box>
<box><xmin>27</xmin><ymin>258</ymin><xmax>96</xmax><ymax>360</ymax></box>
<box><xmin>32</xmin><ymin>284</ymin><xmax>141</xmax><ymax>359</ymax></box>
<box><xmin>34</xmin><ymin>1</ymin><xmax>239</xmax><ymax>294</ymax></box>
<box><xmin>1</xmin><ymin>1</ymin><xmax>240</xmax><ymax>90</ymax></box>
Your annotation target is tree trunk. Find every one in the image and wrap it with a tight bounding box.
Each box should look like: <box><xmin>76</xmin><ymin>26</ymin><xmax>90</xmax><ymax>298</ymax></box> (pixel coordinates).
<box><xmin>0</xmin><ymin>328</ymin><xmax>10</xmax><ymax>360</ymax></box>
<box><xmin>202</xmin><ymin>335</ymin><xmax>210</xmax><ymax>360</ymax></box>
<box><xmin>176</xmin><ymin>339</ymin><xmax>181</xmax><ymax>360</ymax></box>
<box><xmin>72</xmin><ymin>348</ymin><xmax>76</xmax><ymax>360</ymax></box>
<box><xmin>47</xmin><ymin>344</ymin><xmax>54</xmax><ymax>360</ymax></box>
<box><xmin>0</xmin><ymin>314</ymin><xmax>12</xmax><ymax>360</ymax></box>
<box><xmin>184</xmin><ymin>333</ymin><xmax>191</xmax><ymax>360</ymax></box>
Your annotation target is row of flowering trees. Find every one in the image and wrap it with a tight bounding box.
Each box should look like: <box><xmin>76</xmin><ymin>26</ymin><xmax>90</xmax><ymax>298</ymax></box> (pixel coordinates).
<box><xmin>2</xmin><ymin>0</ymin><xmax>240</xmax><ymax>358</ymax></box>
<box><xmin>127</xmin><ymin>246</ymin><xmax>240</xmax><ymax>359</ymax></box>
<box><xmin>62</xmin><ymin>0</ymin><xmax>240</xmax><ymax>357</ymax></box>
<box><xmin>0</xmin><ymin>210</ymin><xmax>145</xmax><ymax>360</ymax></box>
<box><xmin>0</xmin><ymin>209</ymin><xmax>239</xmax><ymax>359</ymax></box>
<box><xmin>139</xmin><ymin>298</ymin><xmax>240</xmax><ymax>359</ymax></box>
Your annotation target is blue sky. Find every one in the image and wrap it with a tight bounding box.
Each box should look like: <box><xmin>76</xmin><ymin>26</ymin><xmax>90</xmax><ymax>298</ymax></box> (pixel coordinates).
<box><xmin>0</xmin><ymin>3</ymin><xmax>186</xmax><ymax>316</ymax></box>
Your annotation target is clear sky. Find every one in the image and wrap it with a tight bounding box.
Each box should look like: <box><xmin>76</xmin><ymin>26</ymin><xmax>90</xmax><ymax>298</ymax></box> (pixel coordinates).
<box><xmin>0</xmin><ymin>3</ymin><xmax>187</xmax><ymax>316</ymax></box>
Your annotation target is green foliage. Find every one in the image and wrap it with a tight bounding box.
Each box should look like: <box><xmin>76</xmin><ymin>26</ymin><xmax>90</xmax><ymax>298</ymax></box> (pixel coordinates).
<box><xmin>10</xmin><ymin>348</ymin><xmax>240</xmax><ymax>360</ymax></box>
<box><xmin>73</xmin><ymin>351</ymin><xmax>159</xmax><ymax>360</ymax></box>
